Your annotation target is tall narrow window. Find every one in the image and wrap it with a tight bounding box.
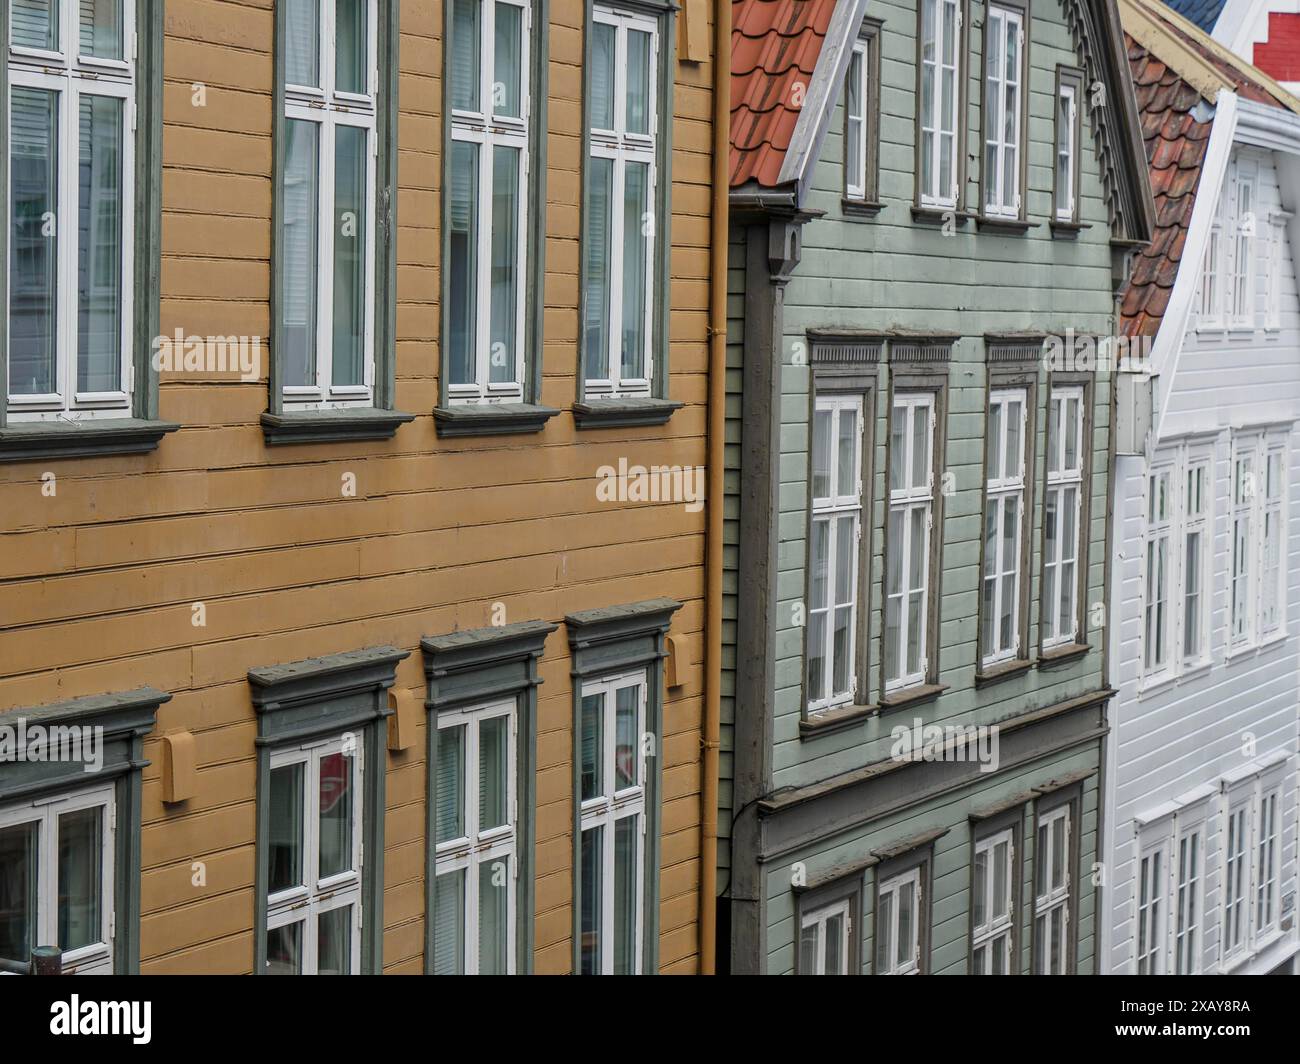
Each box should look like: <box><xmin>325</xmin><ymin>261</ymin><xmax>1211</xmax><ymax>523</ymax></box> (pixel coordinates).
<box><xmin>1222</xmin><ymin>800</ymin><xmax>1249</xmax><ymax>960</ymax></box>
<box><xmin>1265</xmin><ymin>215</ymin><xmax>1287</xmax><ymax>330</ymax></box>
<box><xmin>577</xmin><ymin>671</ymin><xmax>647</xmax><ymax>975</ymax></box>
<box><xmin>885</xmin><ymin>393</ymin><xmax>935</xmax><ymax>691</ymax></box>
<box><xmin>447</xmin><ymin>0</ymin><xmax>531</xmax><ymax>402</ymax></box>
<box><xmin>1259</xmin><ymin>445</ymin><xmax>1285</xmax><ymax>638</ymax></box>
<box><xmin>982</xmin><ymin>389</ymin><xmax>1026</xmax><ymax>666</ymax></box>
<box><xmin>281</xmin><ymin>0</ymin><xmax>378</xmax><ymax>406</ymax></box>
<box><xmin>1143</xmin><ymin>466</ymin><xmax>1173</xmax><ymax>676</ymax></box>
<box><xmin>970</xmin><ymin>828</ymin><xmax>1014</xmax><ymax>974</ymax></box>
<box><xmin>6</xmin><ymin>0</ymin><xmax>134</xmax><ymax>420</ymax></box>
<box><xmin>876</xmin><ymin>867</ymin><xmax>923</xmax><ymax>975</ymax></box>
<box><xmin>1199</xmin><ymin>193</ymin><xmax>1224</xmax><ymax>327</ymax></box>
<box><xmin>982</xmin><ymin>4</ymin><xmax>1023</xmax><ymax>218</ymax></box>
<box><xmin>799</xmin><ymin>898</ymin><xmax>851</xmax><ymax>975</ymax></box>
<box><xmin>844</xmin><ymin>39</ymin><xmax>868</xmax><ymax>200</ymax></box>
<box><xmin>1054</xmin><ymin>76</ymin><xmax>1078</xmax><ymax>222</ymax></box>
<box><xmin>1228</xmin><ymin>160</ymin><xmax>1256</xmax><ymax>327</ymax></box>
<box><xmin>433</xmin><ymin>701</ymin><xmax>517</xmax><ymax>975</ymax></box>
<box><xmin>1042</xmin><ymin>387</ymin><xmax>1084</xmax><ymax>648</ymax></box>
<box><xmin>1255</xmin><ymin>788</ymin><xmax>1280</xmax><ymax>939</ymax></box>
<box><xmin>1174</xmin><ymin>824</ymin><xmax>1202</xmax><ymax>974</ymax></box>
<box><xmin>1135</xmin><ymin>844</ymin><xmax>1167</xmax><ymax>974</ymax></box>
<box><xmin>0</xmin><ymin>785</ymin><xmax>114</xmax><ymax>975</ymax></box>
<box><xmin>1230</xmin><ymin>443</ymin><xmax>1256</xmax><ymax>648</ymax></box>
<box><xmin>808</xmin><ymin>394</ymin><xmax>864</xmax><ymax>714</ymax></box>
<box><xmin>1181</xmin><ymin>459</ymin><xmax>1209</xmax><ymax>664</ymax></box>
<box><xmin>265</xmin><ymin>735</ymin><xmax>364</xmax><ymax>974</ymax></box>
<box><xmin>917</xmin><ymin>0</ymin><xmax>961</xmax><ymax>208</ymax></box>
<box><xmin>1033</xmin><ymin>803</ymin><xmax>1071</xmax><ymax>974</ymax></box>
<box><xmin>583</xmin><ymin>6</ymin><xmax>659</xmax><ymax>397</ymax></box>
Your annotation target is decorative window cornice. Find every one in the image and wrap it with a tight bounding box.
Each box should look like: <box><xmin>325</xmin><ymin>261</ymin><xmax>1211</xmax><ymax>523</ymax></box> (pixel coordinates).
<box><xmin>888</xmin><ymin>332</ymin><xmax>958</xmax><ymax>364</ymax></box>
<box><xmin>421</xmin><ymin>620</ymin><xmax>557</xmax><ymax>713</ymax></box>
<box><xmin>808</xmin><ymin>329</ymin><xmax>885</xmax><ymax>365</ymax></box>
<box><xmin>985</xmin><ymin>333</ymin><xmax>1048</xmax><ymax>363</ymax></box>
<box><xmin>566</xmin><ymin>598</ymin><xmax>681</xmax><ymax>676</ymax></box>
<box><xmin>248</xmin><ymin>646</ymin><xmax>408</xmax><ymax>743</ymax></box>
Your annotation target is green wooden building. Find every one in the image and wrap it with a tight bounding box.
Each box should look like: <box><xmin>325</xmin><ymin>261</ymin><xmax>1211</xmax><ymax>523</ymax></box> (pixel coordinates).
<box><xmin>720</xmin><ymin>0</ymin><xmax>1154</xmax><ymax>973</ymax></box>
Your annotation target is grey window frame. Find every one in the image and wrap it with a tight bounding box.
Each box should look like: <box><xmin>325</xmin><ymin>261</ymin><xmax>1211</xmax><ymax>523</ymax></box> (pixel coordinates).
<box><xmin>879</xmin><ymin>337</ymin><xmax>953</xmax><ymax>710</ymax></box>
<box><xmin>1051</xmin><ymin>66</ymin><xmax>1086</xmax><ymax>234</ymax></box>
<box><xmin>573</xmin><ymin>0</ymin><xmax>682</xmax><ymax>429</ymax></box>
<box><xmin>841</xmin><ymin>16</ymin><xmax>884</xmax><ymax>216</ymax></box>
<box><xmin>263</xmin><ymin>0</ymin><xmax>414</xmax><ymax>445</ymax></box>
<box><xmin>565</xmin><ymin>597</ymin><xmax>680</xmax><ymax>974</ymax></box>
<box><xmin>435</xmin><ymin>0</ymin><xmax>560</xmax><ymax>439</ymax></box>
<box><xmin>871</xmin><ymin>841</ymin><xmax>935</xmax><ymax>975</ymax></box>
<box><xmin>0</xmin><ymin>0</ymin><xmax>178</xmax><ymax>462</ymax></box>
<box><xmin>1030</xmin><ymin>781</ymin><xmax>1081</xmax><ymax>974</ymax></box>
<box><xmin>968</xmin><ymin>804</ymin><xmax>1025</xmax><ymax>973</ymax></box>
<box><xmin>0</xmin><ymin>688</ymin><xmax>168</xmax><ymax>973</ymax></box>
<box><xmin>794</xmin><ymin>865</ymin><xmax>866</xmax><ymax>975</ymax></box>
<box><xmin>421</xmin><ymin>618</ymin><xmax>555</xmax><ymax>973</ymax></box>
<box><xmin>976</xmin><ymin>342</ymin><xmax>1040</xmax><ymax>683</ymax></box>
<box><xmin>975</xmin><ymin>0</ymin><xmax>1034</xmax><ymax>233</ymax></box>
<box><xmin>248</xmin><ymin>645</ymin><xmax>408</xmax><ymax>975</ymax></box>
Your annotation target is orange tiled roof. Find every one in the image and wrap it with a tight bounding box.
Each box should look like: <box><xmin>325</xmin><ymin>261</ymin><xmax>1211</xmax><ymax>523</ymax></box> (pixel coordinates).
<box><xmin>731</xmin><ymin>0</ymin><xmax>838</xmax><ymax>188</ymax></box>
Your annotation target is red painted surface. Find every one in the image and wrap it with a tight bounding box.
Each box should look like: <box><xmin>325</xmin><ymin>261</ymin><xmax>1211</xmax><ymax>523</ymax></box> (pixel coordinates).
<box><xmin>1254</xmin><ymin>12</ymin><xmax>1300</xmax><ymax>81</ymax></box>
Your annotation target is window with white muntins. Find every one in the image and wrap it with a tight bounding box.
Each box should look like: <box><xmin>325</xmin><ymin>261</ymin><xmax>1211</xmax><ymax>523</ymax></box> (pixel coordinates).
<box><xmin>1229</xmin><ymin>431</ymin><xmax>1288</xmax><ymax>651</ymax></box>
<box><xmin>918</xmin><ymin>0</ymin><xmax>961</xmax><ymax>208</ymax></box>
<box><xmin>1042</xmin><ymin>386</ymin><xmax>1084</xmax><ymax>648</ymax></box>
<box><xmin>885</xmin><ymin>393</ymin><xmax>935</xmax><ymax>690</ymax></box>
<box><xmin>876</xmin><ymin>867</ymin><xmax>922</xmax><ymax>975</ymax></box>
<box><xmin>982</xmin><ymin>4</ymin><xmax>1023</xmax><ymax>218</ymax></box>
<box><xmin>799</xmin><ymin>897</ymin><xmax>851</xmax><ymax>975</ymax></box>
<box><xmin>982</xmin><ymin>388</ymin><xmax>1027</xmax><ymax>666</ymax></box>
<box><xmin>971</xmin><ymin>828</ymin><xmax>1015</xmax><ymax>974</ymax></box>
<box><xmin>1032</xmin><ymin>803</ymin><xmax>1071</xmax><ymax>973</ymax></box>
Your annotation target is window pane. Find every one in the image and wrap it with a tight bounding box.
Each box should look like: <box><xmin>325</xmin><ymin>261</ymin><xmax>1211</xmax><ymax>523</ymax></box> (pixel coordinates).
<box><xmin>993</xmin><ymin>840</ymin><xmax>1009</xmax><ymax>915</ymax></box>
<box><xmin>451</xmin><ymin>0</ymin><xmax>480</xmax><ymax>111</ymax></box>
<box><xmin>621</xmin><ymin>160</ymin><xmax>651</xmax><ymax>381</ymax></box>
<box><xmin>336</xmin><ymin>0</ymin><xmax>367</xmax><ymax>95</ymax></box>
<box><xmin>489</xmin><ymin>145</ymin><xmax>521</xmax><ymax>384</ymax></box>
<box><xmin>317</xmin><ymin>904</ymin><xmax>352</xmax><ymax>974</ymax></box>
<box><xmin>286</xmin><ymin>0</ymin><xmax>320</xmax><ymax>87</ymax></box>
<box><xmin>318</xmin><ymin>750</ymin><xmax>355</xmax><ymax>879</ymax></box>
<box><xmin>436</xmin><ymin>725</ymin><xmax>465</xmax><ymax>843</ymax></box>
<box><xmin>876</xmin><ymin>890</ymin><xmax>892</xmax><ymax>971</ymax></box>
<box><xmin>265</xmin><ymin>920</ymin><xmax>304</xmax><ymax>974</ymax></box>
<box><xmin>478</xmin><ymin>859</ymin><xmax>508</xmax><ymax>974</ymax></box>
<box><xmin>986</xmin><ymin>402</ymin><xmax>1002</xmax><ymax>480</ymax></box>
<box><xmin>57</xmin><ymin>806</ymin><xmax>103</xmax><ymax>952</ymax></box>
<box><xmin>8</xmin><ymin>87</ymin><xmax>58</xmax><ymax>397</ymax></box>
<box><xmin>889</xmin><ymin>405</ymin><xmax>907</xmax><ymax>491</ymax></box>
<box><xmin>807</xmin><ymin>608</ymin><xmax>827</xmax><ymax>705</ymax></box>
<box><xmin>580</xmin><ymin>692</ymin><xmax>604</xmax><ymax>801</ymax></box>
<box><xmin>615</xmin><ymin>685</ymin><xmax>639</xmax><ymax>789</ymax></box>
<box><xmin>1064</xmin><ymin>399</ymin><xmax>1079</xmax><ymax>469</ymax></box>
<box><xmin>269</xmin><ymin>762</ymin><xmax>305</xmax><ymax>894</ymax></box>
<box><xmin>897</xmin><ymin>884</ymin><xmax>913</xmax><ymax>967</ymax></box>
<box><xmin>78</xmin><ymin>94</ymin><xmax>124</xmax><ymax>394</ymax></box>
<box><xmin>448</xmin><ymin>141</ymin><xmax>479</xmax><ymax>385</ymax></box>
<box><xmin>583</xmin><ymin>157</ymin><xmax>614</xmax><ymax>380</ymax></box>
<box><xmin>0</xmin><ymin>822</ymin><xmax>38</xmax><ymax>965</ymax></box>
<box><xmin>80</xmin><ymin>0</ymin><xmax>122</xmax><ymax>60</ymax></box>
<box><xmin>478</xmin><ymin>715</ymin><xmax>509</xmax><ymax>831</ymax></box>
<box><xmin>973</xmin><ymin>849</ymin><xmax>988</xmax><ymax>928</ymax></box>
<box><xmin>494</xmin><ymin>1</ymin><xmax>523</xmax><ymax>118</ymax></box>
<box><xmin>12</xmin><ymin>0</ymin><xmax>57</xmax><ymax>50</ymax></box>
<box><xmin>824</xmin><ymin>911</ymin><xmax>844</xmax><ymax>974</ymax></box>
<box><xmin>836</xmin><ymin>409</ymin><xmax>857</xmax><ymax>497</ymax></box>
<box><xmin>590</xmin><ymin>22</ymin><xmax>616</xmax><ymax>129</ymax></box>
<box><xmin>810</xmin><ymin>518</ymin><xmax>829</xmax><ymax>609</ymax></box>
<box><xmin>579</xmin><ymin>825</ymin><xmax>603</xmax><ymax>974</ymax></box>
<box><xmin>331</xmin><ymin>124</ymin><xmax>368</xmax><ymax>388</ymax></box>
<box><xmin>626</xmin><ymin>28</ymin><xmax>652</xmax><ymax>135</ymax></box>
<box><xmin>910</xmin><ymin>405</ymin><xmax>929</xmax><ymax>488</ymax></box>
<box><xmin>812</xmin><ymin>409</ymin><xmax>832</xmax><ymax>499</ymax></box>
<box><xmin>613</xmin><ymin>816</ymin><xmax>638</xmax><ymax>974</ymax></box>
<box><xmin>432</xmin><ymin>869</ymin><xmax>466</xmax><ymax>974</ymax></box>
<box><xmin>282</xmin><ymin>119</ymin><xmax>320</xmax><ymax>388</ymax></box>
<box><xmin>799</xmin><ymin>922</ymin><xmax>819</xmax><ymax>974</ymax></box>
<box><xmin>834</xmin><ymin>514</ymin><xmax>855</xmax><ymax>605</ymax></box>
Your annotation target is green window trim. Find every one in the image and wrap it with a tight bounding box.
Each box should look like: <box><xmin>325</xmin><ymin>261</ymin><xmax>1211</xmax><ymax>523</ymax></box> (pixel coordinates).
<box><xmin>249</xmin><ymin>645</ymin><xmax>408</xmax><ymax>974</ymax></box>
<box><xmin>421</xmin><ymin>619</ymin><xmax>556</xmax><ymax>973</ymax></box>
<box><xmin>265</xmin><ymin>0</ymin><xmax>413</xmax><ymax>444</ymax></box>
<box><xmin>0</xmin><ymin>687</ymin><xmax>170</xmax><ymax>974</ymax></box>
<box><xmin>574</xmin><ymin>0</ymin><xmax>681</xmax><ymax>429</ymax></box>
<box><xmin>0</xmin><ymin>0</ymin><xmax>178</xmax><ymax>462</ymax></box>
<box><xmin>565</xmin><ymin>597</ymin><xmax>680</xmax><ymax>974</ymax></box>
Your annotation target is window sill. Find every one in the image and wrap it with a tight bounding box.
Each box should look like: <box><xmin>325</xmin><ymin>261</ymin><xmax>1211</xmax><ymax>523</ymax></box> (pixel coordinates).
<box><xmin>879</xmin><ymin>683</ymin><xmax>948</xmax><ymax>712</ymax></box>
<box><xmin>1225</xmin><ymin>632</ymin><xmax>1288</xmax><ymax>664</ymax></box>
<box><xmin>799</xmin><ymin>701</ymin><xmax>877</xmax><ymax>739</ymax></box>
<box><xmin>0</xmin><ymin>416</ymin><xmax>180</xmax><ymax>462</ymax></box>
<box><xmin>974</xmin><ymin>658</ymin><xmax>1034</xmax><ymax>687</ymax></box>
<box><xmin>1037</xmin><ymin>642</ymin><xmax>1090</xmax><ymax>668</ymax></box>
<box><xmin>974</xmin><ymin>215</ymin><xmax>1038</xmax><ymax>235</ymax></box>
<box><xmin>433</xmin><ymin>402</ymin><xmax>560</xmax><ymax>438</ymax></box>
<box><xmin>572</xmin><ymin>397</ymin><xmax>683</xmax><ymax>429</ymax></box>
<box><xmin>842</xmin><ymin>197</ymin><xmax>885</xmax><ymax>219</ymax></box>
<box><xmin>1049</xmin><ymin>219</ymin><xmax>1092</xmax><ymax>238</ymax></box>
<box><xmin>261</xmin><ymin>406</ymin><xmax>415</xmax><ymax>445</ymax></box>
<box><xmin>911</xmin><ymin>204</ymin><xmax>973</xmax><ymax>226</ymax></box>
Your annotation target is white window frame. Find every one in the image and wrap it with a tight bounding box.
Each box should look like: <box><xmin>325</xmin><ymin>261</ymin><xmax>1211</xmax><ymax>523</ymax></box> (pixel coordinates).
<box><xmin>446</xmin><ymin>0</ymin><xmax>531</xmax><ymax>403</ymax></box>
<box><xmin>844</xmin><ymin>37</ymin><xmax>869</xmax><ymax>200</ymax></box>
<box><xmin>1142</xmin><ymin>463</ymin><xmax>1175</xmax><ymax>680</ymax></box>
<box><xmin>433</xmin><ymin>699</ymin><xmax>518</xmax><ymax>974</ymax></box>
<box><xmin>982</xmin><ymin>388</ymin><xmax>1027</xmax><ymax>667</ymax></box>
<box><xmin>799</xmin><ymin>896</ymin><xmax>852</xmax><ymax>975</ymax></box>
<box><xmin>583</xmin><ymin>4</ymin><xmax>658</xmax><ymax>399</ymax></box>
<box><xmin>1042</xmin><ymin>386</ymin><xmax>1084</xmax><ymax>649</ymax></box>
<box><xmin>6</xmin><ymin>0</ymin><xmax>136</xmax><ymax>421</ymax></box>
<box><xmin>1032</xmin><ymin>803</ymin><xmax>1071</xmax><ymax>974</ymax></box>
<box><xmin>1197</xmin><ymin>186</ymin><xmax>1225</xmax><ymax>330</ymax></box>
<box><xmin>808</xmin><ymin>392</ymin><xmax>864</xmax><ymax>714</ymax></box>
<box><xmin>1220</xmin><ymin>789</ymin><xmax>1251</xmax><ymax>964</ymax></box>
<box><xmin>982</xmin><ymin>4</ymin><xmax>1023</xmax><ymax>218</ymax></box>
<box><xmin>1254</xmin><ymin>784</ymin><xmax>1281</xmax><ymax>943</ymax></box>
<box><xmin>885</xmin><ymin>392</ymin><xmax>935</xmax><ymax>691</ymax></box>
<box><xmin>970</xmin><ymin>827</ymin><xmax>1015</xmax><ymax>974</ymax></box>
<box><xmin>1134</xmin><ymin>834</ymin><xmax>1169</xmax><ymax>974</ymax></box>
<box><xmin>1227</xmin><ymin>156</ymin><xmax>1257</xmax><ymax>330</ymax></box>
<box><xmin>0</xmin><ymin>783</ymin><xmax>115</xmax><ymax>974</ymax></box>
<box><xmin>1180</xmin><ymin>452</ymin><xmax>1212</xmax><ymax>667</ymax></box>
<box><xmin>1264</xmin><ymin>211</ymin><xmax>1290</xmax><ymax>331</ymax></box>
<box><xmin>876</xmin><ymin>867</ymin><xmax>922</xmax><ymax>975</ymax></box>
<box><xmin>1054</xmin><ymin>80</ymin><xmax>1077</xmax><ymax>222</ymax></box>
<box><xmin>1229</xmin><ymin>429</ymin><xmax>1289</xmax><ymax>652</ymax></box>
<box><xmin>918</xmin><ymin>0</ymin><xmax>962</xmax><ymax>209</ymax></box>
<box><xmin>265</xmin><ymin>733</ymin><xmax>364</xmax><ymax>975</ymax></box>
<box><xmin>280</xmin><ymin>0</ymin><xmax>379</xmax><ymax>408</ymax></box>
<box><xmin>577</xmin><ymin>669</ymin><xmax>648</xmax><ymax>975</ymax></box>
<box><xmin>1259</xmin><ymin>439</ymin><xmax>1286</xmax><ymax>640</ymax></box>
<box><xmin>1173</xmin><ymin>816</ymin><xmax>1205</xmax><ymax>974</ymax></box>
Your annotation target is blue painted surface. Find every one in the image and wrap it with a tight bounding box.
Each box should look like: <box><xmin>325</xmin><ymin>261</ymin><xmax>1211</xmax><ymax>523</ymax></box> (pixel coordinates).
<box><xmin>1160</xmin><ymin>0</ymin><xmax>1229</xmax><ymax>33</ymax></box>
